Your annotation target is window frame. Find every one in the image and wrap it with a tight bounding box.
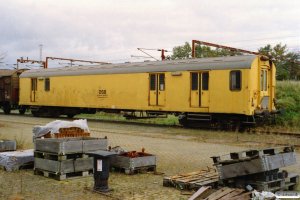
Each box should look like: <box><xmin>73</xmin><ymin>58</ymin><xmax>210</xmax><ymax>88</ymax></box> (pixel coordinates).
<box><xmin>202</xmin><ymin>72</ymin><xmax>209</xmax><ymax>91</ymax></box>
<box><xmin>44</xmin><ymin>78</ymin><xmax>50</xmax><ymax>91</ymax></box>
<box><xmin>191</xmin><ymin>72</ymin><xmax>198</xmax><ymax>91</ymax></box>
<box><xmin>149</xmin><ymin>74</ymin><xmax>156</xmax><ymax>91</ymax></box>
<box><xmin>159</xmin><ymin>74</ymin><xmax>165</xmax><ymax>91</ymax></box>
<box><xmin>229</xmin><ymin>70</ymin><xmax>242</xmax><ymax>91</ymax></box>
<box><xmin>260</xmin><ymin>70</ymin><xmax>268</xmax><ymax>91</ymax></box>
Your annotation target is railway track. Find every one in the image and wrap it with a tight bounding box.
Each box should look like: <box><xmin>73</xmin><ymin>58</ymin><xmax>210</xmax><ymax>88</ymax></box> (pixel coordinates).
<box><xmin>247</xmin><ymin>129</ymin><xmax>300</xmax><ymax>138</ymax></box>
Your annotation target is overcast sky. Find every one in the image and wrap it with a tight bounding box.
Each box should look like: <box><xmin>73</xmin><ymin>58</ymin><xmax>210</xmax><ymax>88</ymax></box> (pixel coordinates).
<box><xmin>0</xmin><ymin>0</ymin><xmax>299</xmax><ymax>67</ymax></box>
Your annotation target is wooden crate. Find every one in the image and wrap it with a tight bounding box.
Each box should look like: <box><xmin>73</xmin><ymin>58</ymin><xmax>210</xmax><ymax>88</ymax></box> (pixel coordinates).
<box><xmin>0</xmin><ymin>140</ymin><xmax>16</xmax><ymax>152</ymax></box>
<box><xmin>110</xmin><ymin>151</ymin><xmax>156</xmax><ymax>175</ymax></box>
<box><xmin>34</xmin><ymin>137</ymin><xmax>107</xmax><ymax>155</ymax></box>
<box><xmin>34</xmin><ymin>151</ymin><xmax>93</xmax><ymax>180</ymax></box>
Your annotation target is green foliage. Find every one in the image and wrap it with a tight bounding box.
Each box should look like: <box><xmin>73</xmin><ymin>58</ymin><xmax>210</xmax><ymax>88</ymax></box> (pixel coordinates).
<box><xmin>195</xmin><ymin>46</ymin><xmax>242</xmax><ymax>58</ymax></box>
<box><xmin>258</xmin><ymin>44</ymin><xmax>300</xmax><ymax>80</ymax></box>
<box><xmin>171</xmin><ymin>42</ymin><xmax>191</xmax><ymax>59</ymax></box>
<box><xmin>275</xmin><ymin>81</ymin><xmax>300</xmax><ymax>127</ymax></box>
<box><xmin>171</xmin><ymin>42</ymin><xmax>241</xmax><ymax>59</ymax></box>
<box><xmin>77</xmin><ymin>112</ymin><xmax>179</xmax><ymax>126</ymax></box>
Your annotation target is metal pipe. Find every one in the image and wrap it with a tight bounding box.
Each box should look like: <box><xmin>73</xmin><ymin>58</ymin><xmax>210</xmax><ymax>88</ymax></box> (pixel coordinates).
<box><xmin>192</xmin><ymin>40</ymin><xmax>259</xmax><ymax>58</ymax></box>
<box><xmin>45</xmin><ymin>57</ymin><xmax>109</xmax><ymax>69</ymax></box>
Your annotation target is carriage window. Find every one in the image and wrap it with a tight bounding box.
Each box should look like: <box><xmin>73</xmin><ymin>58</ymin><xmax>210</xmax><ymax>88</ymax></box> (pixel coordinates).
<box><xmin>45</xmin><ymin>78</ymin><xmax>50</xmax><ymax>91</ymax></box>
<box><xmin>261</xmin><ymin>70</ymin><xmax>267</xmax><ymax>91</ymax></box>
<box><xmin>264</xmin><ymin>70</ymin><xmax>267</xmax><ymax>91</ymax></box>
<box><xmin>150</xmin><ymin>74</ymin><xmax>156</xmax><ymax>90</ymax></box>
<box><xmin>191</xmin><ymin>73</ymin><xmax>198</xmax><ymax>90</ymax></box>
<box><xmin>202</xmin><ymin>72</ymin><xmax>209</xmax><ymax>90</ymax></box>
<box><xmin>31</xmin><ymin>78</ymin><xmax>37</xmax><ymax>91</ymax></box>
<box><xmin>230</xmin><ymin>71</ymin><xmax>241</xmax><ymax>91</ymax></box>
<box><xmin>159</xmin><ymin>74</ymin><xmax>165</xmax><ymax>91</ymax></box>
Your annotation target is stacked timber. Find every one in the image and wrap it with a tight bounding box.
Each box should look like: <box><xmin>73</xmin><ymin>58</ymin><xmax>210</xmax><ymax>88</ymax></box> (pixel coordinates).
<box><xmin>212</xmin><ymin>146</ymin><xmax>299</xmax><ymax>192</ymax></box>
<box><xmin>34</xmin><ymin>136</ymin><xmax>107</xmax><ymax>180</ymax></box>
<box><xmin>188</xmin><ymin>186</ymin><xmax>252</xmax><ymax>200</ymax></box>
<box><xmin>163</xmin><ymin>168</ymin><xmax>219</xmax><ymax>190</ymax></box>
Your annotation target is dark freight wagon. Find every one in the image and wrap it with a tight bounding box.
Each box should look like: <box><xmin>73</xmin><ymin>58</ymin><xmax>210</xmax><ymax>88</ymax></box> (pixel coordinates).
<box><xmin>0</xmin><ymin>69</ymin><xmax>26</xmax><ymax>114</ymax></box>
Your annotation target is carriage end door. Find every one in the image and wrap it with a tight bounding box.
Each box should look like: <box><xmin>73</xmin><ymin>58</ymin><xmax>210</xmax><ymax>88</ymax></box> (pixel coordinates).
<box><xmin>190</xmin><ymin>72</ymin><xmax>209</xmax><ymax>107</ymax></box>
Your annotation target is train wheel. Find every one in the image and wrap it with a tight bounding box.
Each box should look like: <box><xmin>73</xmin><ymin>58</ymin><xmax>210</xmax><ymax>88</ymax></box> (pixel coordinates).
<box><xmin>31</xmin><ymin>110</ymin><xmax>40</xmax><ymax>117</ymax></box>
<box><xmin>67</xmin><ymin>114</ymin><xmax>75</xmax><ymax>118</ymax></box>
<box><xmin>3</xmin><ymin>103</ymin><xmax>11</xmax><ymax>114</ymax></box>
<box><xmin>19</xmin><ymin>106</ymin><xmax>27</xmax><ymax>115</ymax></box>
<box><xmin>178</xmin><ymin>114</ymin><xmax>189</xmax><ymax>127</ymax></box>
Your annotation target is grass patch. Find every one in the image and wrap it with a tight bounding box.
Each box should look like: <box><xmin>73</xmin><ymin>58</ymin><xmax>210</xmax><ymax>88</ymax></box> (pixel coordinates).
<box><xmin>77</xmin><ymin>112</ymin><xmax>179</xmax><ymax>126</ymax></box>
<box><xmin>14</xmin><ymin>135</ymin><xmax>26</xmax><ymax>150</ymax></box>
<box><xmin>276</xmin><ymin>81</ymin><xmax>300</xmax><ymax>128</ymax></box>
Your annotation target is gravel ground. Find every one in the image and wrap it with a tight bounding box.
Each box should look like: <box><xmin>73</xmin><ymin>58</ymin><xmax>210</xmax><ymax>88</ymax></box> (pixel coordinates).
<box><xmin>0</xmin><ymin>114</ymin><xmax>299</xmax><ymax>199</ymax></box>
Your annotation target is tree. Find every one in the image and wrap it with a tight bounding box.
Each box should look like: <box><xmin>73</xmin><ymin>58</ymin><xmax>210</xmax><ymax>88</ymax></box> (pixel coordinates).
<box><xmin>171</xmin><ymin>42</ymin><xmax>191</xmax><ymax>59</ymax></box>
<box><xmin>194</xmin><ymin>45</ymin><xmax>242</xmax><ymax>58</ymax></box>
<box><xmin>258</xmin><ymin>44</ymin><xmax>300</xmax><ymax>80</ymax></box>
<box><xmin>171</xmin><ymin>42</ymin><xmax>241</xmax><ymax>59</ymax></box>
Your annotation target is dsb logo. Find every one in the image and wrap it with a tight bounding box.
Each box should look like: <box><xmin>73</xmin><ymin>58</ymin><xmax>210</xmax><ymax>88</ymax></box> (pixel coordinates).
<box><xmin>98</xmin><ymin>89</ymin><xmax>107</xmax><ymax>98</ymax></box>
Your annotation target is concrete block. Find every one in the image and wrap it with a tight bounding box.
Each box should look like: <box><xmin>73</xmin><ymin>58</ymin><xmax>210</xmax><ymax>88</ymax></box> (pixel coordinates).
<box><xmin>0</xmin><ymin>140</ymin><xmax>16</xmax><ymax>152</ymax></box>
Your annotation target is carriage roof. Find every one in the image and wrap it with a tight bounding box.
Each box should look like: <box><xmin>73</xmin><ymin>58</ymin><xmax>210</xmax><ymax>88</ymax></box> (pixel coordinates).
<box><xmin>20</xmin><ymin>55</ymin><xmax>257</xmax><ymax>78</ymax></box>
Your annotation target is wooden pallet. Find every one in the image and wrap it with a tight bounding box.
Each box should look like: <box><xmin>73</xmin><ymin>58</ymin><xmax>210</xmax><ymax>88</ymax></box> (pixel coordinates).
<box><xmin>112</xmin><ymin>165</ymin><xmax>156</xmax><ymax>175</ymax></box>
<box><xmin>189</xmin><ymin>187</ymin><xmax>251</xmax><ymax>200</ymax></box>
<box><xmin>34</xmin><ymin>168</ymin><xmax>92</xmax><ymax>180</ymax></box>
<box><xmin>163</xmin><ymin>168</ymin><xmax>219</xmax><ymax>190</ymax></box>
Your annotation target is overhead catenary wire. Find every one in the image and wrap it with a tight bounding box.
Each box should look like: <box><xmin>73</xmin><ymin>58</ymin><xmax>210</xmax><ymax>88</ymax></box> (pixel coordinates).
<box><xmin>137</xmin><ymin>48</ymin><xmax>159</xmax><ymax>61</ymax></box>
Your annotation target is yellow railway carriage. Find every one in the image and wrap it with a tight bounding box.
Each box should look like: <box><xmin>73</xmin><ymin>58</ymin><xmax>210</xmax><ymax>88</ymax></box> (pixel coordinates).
<box><xmin>19</xmin><ymin>55</ymin><xmax>277</xmax><ymax>128</ymax></box>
